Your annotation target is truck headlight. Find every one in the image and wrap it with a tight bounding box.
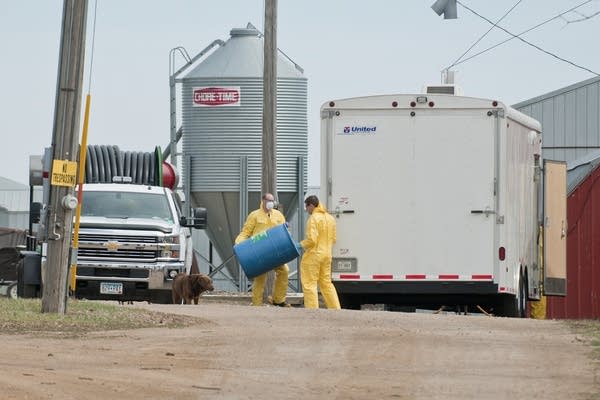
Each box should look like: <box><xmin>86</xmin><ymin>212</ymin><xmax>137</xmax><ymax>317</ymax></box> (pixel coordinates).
<box><xmin>161</xmin><ymin>247</ymin><xmax>180</xmax><ymax>258</ymax></box>
<box><xmin>160</xmin><ymin>235</ymin><xmax>180</xmax><ymax>258</ymax></box>
<box><xmin>160</xmin><ymin>235</ymin><xmax>180</xmax><ymax>244</ymax></box>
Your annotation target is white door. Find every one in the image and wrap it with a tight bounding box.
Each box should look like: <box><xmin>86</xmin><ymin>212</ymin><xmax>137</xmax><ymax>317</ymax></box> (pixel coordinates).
<box><xmin>328</xmin><ymin>109</ymin><xmax>496</xmax><ymax>278</ymax></box>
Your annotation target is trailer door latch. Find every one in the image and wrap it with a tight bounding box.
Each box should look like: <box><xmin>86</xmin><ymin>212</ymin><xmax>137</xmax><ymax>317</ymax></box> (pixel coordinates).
<box><xmin>470</xmin><ymin>209</ymin><xmax>496</xmax><ymax>217</ymax></box>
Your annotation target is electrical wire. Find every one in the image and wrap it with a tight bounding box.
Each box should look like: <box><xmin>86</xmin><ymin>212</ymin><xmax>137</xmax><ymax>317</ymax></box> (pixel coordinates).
<box><xmin>453</xmin><ymin>0</ymin><xmax>597</xmax><ymax>68</ymax></box>
<box><xmin>447</xmin><ymin>0</ymin><xmax>525</xmax><ymax>71</ymax></box>
<box><xmin>86</xmin><ymin>0</ymin><xmax>99</xmax><ymax>95</ymax></box>
<box><xmin>456</xmin><ymin>0</ymin><xmax>600</xmax><ymax>76</ymax></box>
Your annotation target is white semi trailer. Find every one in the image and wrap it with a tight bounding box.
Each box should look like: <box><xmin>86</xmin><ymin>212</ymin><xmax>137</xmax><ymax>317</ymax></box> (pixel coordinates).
<box><xmin>320</xmin><ymin>91</ymin><xmax>559</xmax><ymax>317</ymax></box>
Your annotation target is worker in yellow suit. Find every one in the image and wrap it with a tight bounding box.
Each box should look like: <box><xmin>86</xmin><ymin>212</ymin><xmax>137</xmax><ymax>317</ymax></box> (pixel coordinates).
<box><xmin>299</xmin><ymin>195</ymin><xmax>341</xmax><ymax>309</ymax></box>
<box><xmin>235</xmin><ymin>193</ymin><xmax>290</xmax><ymax>307</ymax></box>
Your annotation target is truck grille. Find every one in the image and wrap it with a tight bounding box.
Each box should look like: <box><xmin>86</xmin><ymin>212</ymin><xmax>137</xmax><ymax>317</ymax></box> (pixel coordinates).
<box><xmin>77</xmin><ymin>234</ymin><xmax>160</xmax><ymax>261</ymax></box>
<box><xmin>78</xmin><ymin>234</ymin><xmax>157</xmax><ymax>243</ymax></box>
<box><xmin>77</xmin><ymin>267</ymin><xmax>149</xmax><ymax>278</ymax></box>
<box><xmin>77</xmin><ymin>248</ymin><xmax>159</xmax><ymax>259</ymax></box>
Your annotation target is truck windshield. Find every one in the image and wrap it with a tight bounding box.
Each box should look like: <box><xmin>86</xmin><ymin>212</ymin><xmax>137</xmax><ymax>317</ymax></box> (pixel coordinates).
<box><xmin>80</xmin><ymin>191</ymin><xmax>174</xmax><ymax>222</ymax></box>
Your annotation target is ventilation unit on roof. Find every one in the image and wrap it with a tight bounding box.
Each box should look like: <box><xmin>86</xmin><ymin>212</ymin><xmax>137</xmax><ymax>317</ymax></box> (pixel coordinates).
<box><xmin>422</xmin><ymin>84</ymin><xmax>463</xmax><ymax>96</ymax></box>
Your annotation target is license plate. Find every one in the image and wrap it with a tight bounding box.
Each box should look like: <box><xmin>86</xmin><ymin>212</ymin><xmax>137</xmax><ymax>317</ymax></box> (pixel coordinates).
<box><xmin>100</xmin><ymin>282</ymin><xmax>123</xmax><ymax>295</ymax></box>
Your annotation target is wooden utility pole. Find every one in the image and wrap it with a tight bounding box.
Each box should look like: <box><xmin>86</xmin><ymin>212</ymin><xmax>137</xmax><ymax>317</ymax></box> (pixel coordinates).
<box><xmin>262</xmin><ymin>0</ymin><xmax>277</xmax><ymax>301</ymax></box>
<box><xmin>42</xmin><ymin>0</ymin><xmax>88</xmax><ymax>314</ymax></box>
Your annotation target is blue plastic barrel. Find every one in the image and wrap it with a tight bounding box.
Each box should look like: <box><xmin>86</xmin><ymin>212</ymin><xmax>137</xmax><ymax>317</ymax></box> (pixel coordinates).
<box><xmin>233</xmin><ymin>224</ymin><xmax>300</xmax><ymax>279</ymax></box>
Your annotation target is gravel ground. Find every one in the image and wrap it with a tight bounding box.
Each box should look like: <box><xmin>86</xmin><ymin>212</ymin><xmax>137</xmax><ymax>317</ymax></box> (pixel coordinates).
<box><xmin>0</xmin><ymin>301</ymin><xmax>597</xmax><ymax>400</ymax></box>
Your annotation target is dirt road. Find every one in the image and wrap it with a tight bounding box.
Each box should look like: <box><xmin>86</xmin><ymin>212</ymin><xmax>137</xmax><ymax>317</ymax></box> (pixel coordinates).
<box><xmin>0</xmin><ymin>303</ymin><xmax>596</xmax><ymax>399</ymax></box>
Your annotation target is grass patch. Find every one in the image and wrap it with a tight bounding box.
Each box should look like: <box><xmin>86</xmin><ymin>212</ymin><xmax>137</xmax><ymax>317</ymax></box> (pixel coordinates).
<box><xmin>0</xmin><ymin>297</ymin><xmax>205</xmax><ymax>335</ymax></box>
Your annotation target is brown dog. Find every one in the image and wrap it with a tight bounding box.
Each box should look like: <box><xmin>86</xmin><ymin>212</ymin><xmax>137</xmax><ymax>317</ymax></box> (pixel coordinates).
<box><xmin>171</xmin><ymin>273</ymin><xmax>214</xmax><ymax>304</ymax></box>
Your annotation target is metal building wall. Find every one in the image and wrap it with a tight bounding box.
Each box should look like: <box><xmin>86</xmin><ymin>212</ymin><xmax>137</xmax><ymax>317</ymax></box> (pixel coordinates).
<box><xmin>515</xmin><ymin>77</ymin><xmax>600</xmax><ymax>318</ymax></box>
<box><xmin>514</xmin><ymin>76</ymin><xmax>600</xmax><ymax>164</ymax></box>
<box><xmin>0</xmin><ymin>177</ymin><xmax>32</xmax><ymax>230</ymax></box>
<box><xmin>547</xmin><ymin>165</ymin><xmax>600</xmax><ymax>319</ymax></box>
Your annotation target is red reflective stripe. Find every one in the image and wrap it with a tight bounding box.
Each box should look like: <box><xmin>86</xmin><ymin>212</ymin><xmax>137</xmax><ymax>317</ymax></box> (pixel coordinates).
<box><xmin>406</xmin><ymin>274</ymin><xmax>426</xmax><ymax>279</ymax></box>
<box><xmin>499</xmin><ymin>287</ymin><xmax>506</xmax><ymax>292</ymax></box>
<box><xmin>339</xmin><ymin>274</ymin><xmax>360</xmax><ymax>279</ymax></box>
<box><xmin>372</xmin><ymin>274</ymin><xmax>393</xmax><ymax>279</ymax></box>
<box><xmin>438</xmin><ymin>274</ymin><xmax>459</xmax><ymax>279</ymax></box>
<box><xmin>472</xmin><ymin>274</ymin><xmax>493</xmax><ymax>280</ymax></box>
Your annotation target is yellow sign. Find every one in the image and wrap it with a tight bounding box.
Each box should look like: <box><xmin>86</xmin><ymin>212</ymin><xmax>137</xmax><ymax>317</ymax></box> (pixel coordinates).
<box><xmin>51</xmin><ymin>159</ymin><xmax>78</xmax><ymax>187</ymax></box>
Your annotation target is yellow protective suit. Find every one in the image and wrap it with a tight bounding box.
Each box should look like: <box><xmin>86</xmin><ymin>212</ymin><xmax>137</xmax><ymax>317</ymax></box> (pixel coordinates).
<box><xmin>300</xmin><ymin>203</ymin><xmax>341</xmax><ymax>309</ymax></box>
<box><xmin>235</xmin><ymin>203</ymin><xmax>289</xmax><ymax>306</ymax></box>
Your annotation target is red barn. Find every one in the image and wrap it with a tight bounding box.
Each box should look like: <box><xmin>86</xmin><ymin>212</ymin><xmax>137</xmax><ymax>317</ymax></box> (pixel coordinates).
<box><xmin>547</xmin><ymin>152</ymin><xmax>600</xmax><ymax>319</ymax></box>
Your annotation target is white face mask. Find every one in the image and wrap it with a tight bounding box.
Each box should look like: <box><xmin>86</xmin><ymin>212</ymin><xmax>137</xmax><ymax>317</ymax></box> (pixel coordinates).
<box><xmin>265</xmin><ymin>201</ymin><xmax>275</xmax><ymax>210</ymax></box>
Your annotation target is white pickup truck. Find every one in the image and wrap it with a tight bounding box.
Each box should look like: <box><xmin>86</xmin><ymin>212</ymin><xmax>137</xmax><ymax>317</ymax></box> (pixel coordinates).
<box><xmin>73</xmin><ymin>182</ymin><xmax>206</xmax><ymax>303</ymax></box>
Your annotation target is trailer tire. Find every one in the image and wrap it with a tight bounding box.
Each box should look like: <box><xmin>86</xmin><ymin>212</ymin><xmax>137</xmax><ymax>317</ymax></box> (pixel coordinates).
<box><xmin>498</xmin><ymin>271</ymin><xmax>526</xmax><ymax>318</ymax></box>
<box><xmin>339</xmin><ymin>294</ymin><xmax>361</xmax><ymax>310</ymax></box>
<box><xmin>517</xmin><ymin>271</ymin><xmax>527</xmax><ymax>318</ymax></box>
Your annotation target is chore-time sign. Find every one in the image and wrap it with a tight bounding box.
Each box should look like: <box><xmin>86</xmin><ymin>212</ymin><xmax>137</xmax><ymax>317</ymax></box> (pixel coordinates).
<box><xmin>51</xmin><ymin>159</ymin><xmax>77</xmax><ymax>187</ymax></box>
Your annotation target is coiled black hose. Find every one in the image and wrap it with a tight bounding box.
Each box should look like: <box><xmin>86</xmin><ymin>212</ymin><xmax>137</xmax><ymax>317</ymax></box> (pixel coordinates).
<box><xmin>85</xmin><ymin>145</ymin><xmax>161</xmax><ymax>186</ymax></box>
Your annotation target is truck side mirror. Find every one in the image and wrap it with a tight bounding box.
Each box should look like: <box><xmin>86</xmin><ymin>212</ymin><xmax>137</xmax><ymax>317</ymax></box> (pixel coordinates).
<box><xmin>181</xmin><ymin>207</ymin><xmax>207</xmax><ymax>229</ymax></box>
<box><xmin>30</xmin><ymin>202</ymin><xmax>42</xmax><ymax>224</ymax></box>
<box><xmin>192</xmin><ymin>207</ymin><xmax>207</xmax><ymax>229</ymax></box>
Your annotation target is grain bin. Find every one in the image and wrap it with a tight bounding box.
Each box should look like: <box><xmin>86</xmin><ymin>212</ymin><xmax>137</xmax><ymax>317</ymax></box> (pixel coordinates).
<box><xmin>180</xmin><ymin>25</ymin><xmax>307</xmax><ymax>278</ymax></box>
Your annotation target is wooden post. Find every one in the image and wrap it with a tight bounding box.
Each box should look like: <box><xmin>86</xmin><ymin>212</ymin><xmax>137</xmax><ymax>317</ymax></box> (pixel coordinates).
<box><xmin>262</xmin><ymin>0</ymin><xmax>278</xmax><ymax>301</ymax></box>
<box><xmin>42</xmin><ymin>0</ymin><xmax>88</xmax><ymax>314</ymax></box>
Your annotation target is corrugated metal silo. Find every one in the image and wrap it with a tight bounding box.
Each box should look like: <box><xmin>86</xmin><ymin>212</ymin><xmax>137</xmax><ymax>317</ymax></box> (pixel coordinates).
<box><xmin>180</xmin><ymin>25</ymin><xmax>307</xmax><ymax>273</ymax></box>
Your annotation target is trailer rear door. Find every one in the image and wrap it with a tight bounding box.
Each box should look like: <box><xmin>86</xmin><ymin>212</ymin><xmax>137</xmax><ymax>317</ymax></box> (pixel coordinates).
<box><xmin>327</xmin><ymin>108</ymin><xmax>496</xmax><ymax>279</ymax></box>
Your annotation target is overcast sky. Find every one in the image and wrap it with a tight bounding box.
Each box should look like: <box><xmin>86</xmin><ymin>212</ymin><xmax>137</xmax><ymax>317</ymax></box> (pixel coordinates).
<box><xmin>1</xmin><ymin>0</ymin><xmax>598</xmax><ymax>186</ymax></box>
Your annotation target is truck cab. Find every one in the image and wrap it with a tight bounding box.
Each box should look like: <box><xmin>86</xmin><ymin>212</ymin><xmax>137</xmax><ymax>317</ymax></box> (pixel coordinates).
<box><xmin>73</xmin><ymin>183</ymin><xmax>206</xmax><ymax>303</ymax></box>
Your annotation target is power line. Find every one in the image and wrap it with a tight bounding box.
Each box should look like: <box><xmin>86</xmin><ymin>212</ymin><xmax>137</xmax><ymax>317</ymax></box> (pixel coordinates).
<box><xmin>453</xmin><ymin>0</ymin><xmax>596</xmax><ymax>68</ymax></box>
<box><xmin>447</xmin><ymin>0</ymin><xmax>524</xmax><ymax>71</ymax></box>
<box><xmin>563</xmin><ymin>9</ymin><xmax>600</xmax><ymax>24</ymax></box>
<box><xmin>455</xmin><ymin>0</ymin><xmax>600</xmax><ymax>76</ymax></box>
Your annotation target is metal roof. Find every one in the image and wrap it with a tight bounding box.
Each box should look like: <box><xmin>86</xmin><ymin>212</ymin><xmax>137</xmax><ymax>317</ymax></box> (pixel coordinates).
<box><xmin>0</xmin><ymin>177</ymin><xmax>30</xmax><ymax>212</ymax></box>
<box><xmin>513</xmin><ymin>75</ymin><xmax>600</xmax><ymax>109</ymax></box>
<box><xmin>0</xmin><ymin>176</ymin><xmax>42</xmax><ymax>213</ymax></box>
<box><xmin>0</xmin><ymin>176</ymin><xmax>27</xmax><ymax>190</ymax></box>
<box><xmin>184</xmin><ymin>25</ymin><xmax>304</xmax><ymax>79</ymax></box>
<box><xmin>513</xmin><ymin>75</ymin><xmax>600</xmax><ymax>166</ymax></box>
<box><xmin>566</xmin><ymin>148</ymin><xmax>600</xmax><ymax>194</ymax></box>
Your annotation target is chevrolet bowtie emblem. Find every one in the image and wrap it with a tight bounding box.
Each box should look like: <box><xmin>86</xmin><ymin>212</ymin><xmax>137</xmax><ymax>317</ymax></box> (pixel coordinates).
<box><xmin>105</xmin><ymin>241</ymin><xmax>120</xmax><ymax>252</ymax></box>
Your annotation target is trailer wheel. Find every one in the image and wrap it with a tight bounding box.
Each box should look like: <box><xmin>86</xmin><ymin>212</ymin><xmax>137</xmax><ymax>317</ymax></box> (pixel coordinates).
<box><xmin>498</xmin><ymin>271</ymin><xmax>526</xmax><ymax>318</ymax></box>
<box><xmin>339</xmin><ymin>294</ymin><xmax>360</xmax><ymax>310</ymax></box>
<box><xmin>517</xmin><ymin>271</ymin><xmax>527</xmax><ymax>318</ymax></box>
<box><xmin>7</xmin><ymin>283</ymin><xmax>18</xmax><ymax>299</ymax></box>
